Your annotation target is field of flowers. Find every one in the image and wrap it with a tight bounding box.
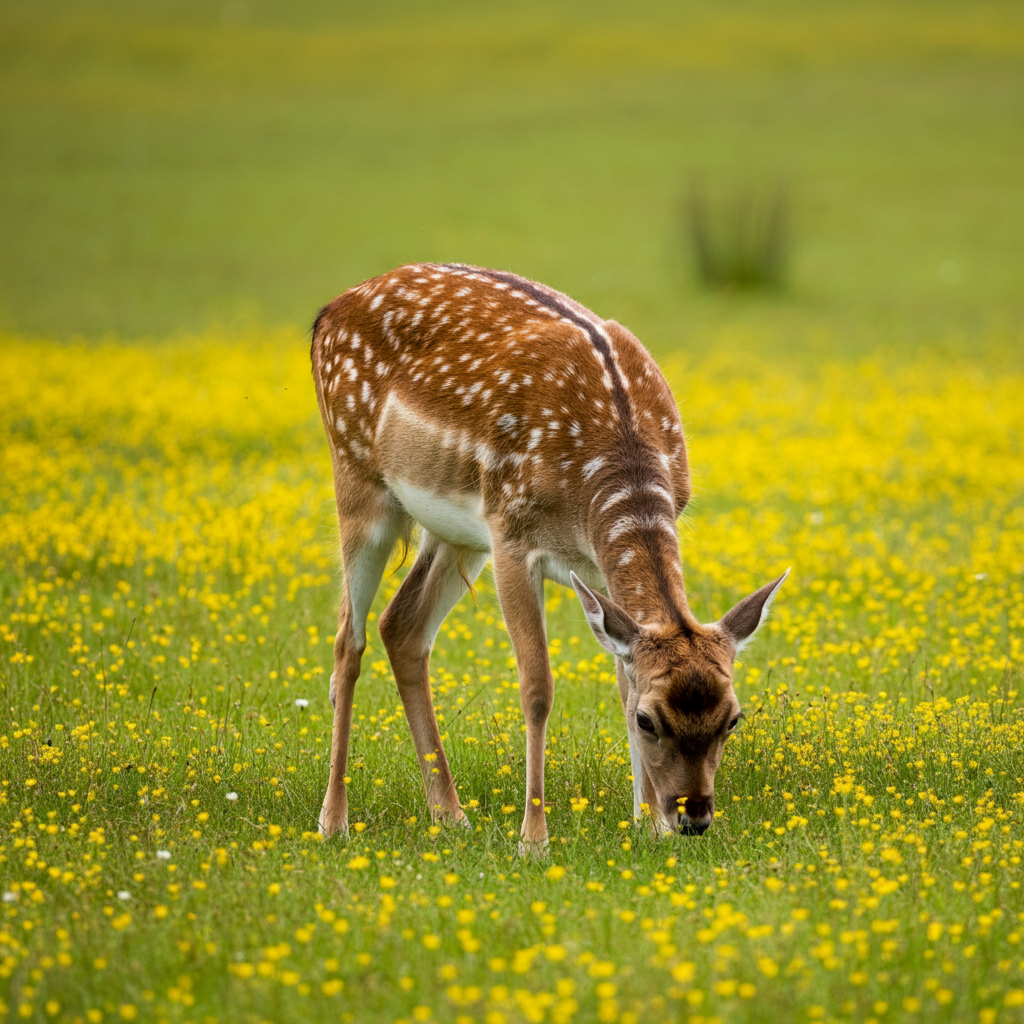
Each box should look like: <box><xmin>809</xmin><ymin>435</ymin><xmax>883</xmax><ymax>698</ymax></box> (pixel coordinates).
<box><xmin>1</xmin><ymin>332</ymin><xmax>1023</xmax><ymax>1024</ymax></box>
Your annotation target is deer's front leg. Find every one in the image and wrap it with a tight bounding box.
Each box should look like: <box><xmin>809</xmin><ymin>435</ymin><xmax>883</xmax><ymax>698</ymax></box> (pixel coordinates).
<box><xmin>614</xmin><ymin>657</ymin><xmax>647</xmax><ymax>820</ymax></box>
<box><xmin>492</xmin><ymin>542</ymin><xmax>553</xmax><ymax>856</ymax></box>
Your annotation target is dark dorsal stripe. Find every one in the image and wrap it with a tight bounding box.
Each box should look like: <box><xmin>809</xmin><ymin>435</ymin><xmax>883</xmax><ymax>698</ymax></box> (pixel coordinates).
<box><xmin>439</xmin><ymin>263</ymin><xmax>633</xmax><ymax>423</ymax></box>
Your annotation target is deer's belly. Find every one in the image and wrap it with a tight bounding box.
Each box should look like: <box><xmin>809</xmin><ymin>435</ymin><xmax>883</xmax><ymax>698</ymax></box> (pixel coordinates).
<box><xmin>388</xmin><ymin>479</ymin><xmax>491</xmax><ymax>552</ymax></box>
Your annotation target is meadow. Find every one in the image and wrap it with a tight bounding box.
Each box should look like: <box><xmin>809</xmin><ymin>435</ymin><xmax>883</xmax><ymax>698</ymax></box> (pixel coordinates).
<box><xmin>2</xmin><ymin>333</ymin><xmax>1023</xmax><ymax>1024</ymax></box>
<box><xmin>2</xmin><ymin>1</ymin><xmax>1024</xmax><ymax>1022</ymax></box>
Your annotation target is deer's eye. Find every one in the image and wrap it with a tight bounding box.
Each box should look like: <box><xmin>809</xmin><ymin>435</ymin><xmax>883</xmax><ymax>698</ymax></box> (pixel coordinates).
<box><xmin>727</xmin><ymin>715</ymin><xmax>742</xmax><ymax>733</ymax></box>
<box><xmin>636</xmin><ymin>711</ymin><xmax>657</xmax><ymax>735</ymax></box>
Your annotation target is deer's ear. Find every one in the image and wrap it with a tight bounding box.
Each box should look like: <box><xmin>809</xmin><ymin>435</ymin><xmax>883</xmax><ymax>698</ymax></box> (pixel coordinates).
<box><xmin>717</xmin><ymin>569</ymin><xmax>790</xmax><ymax>657</ymax></box>
<box><xmin>570</xmin><ymin>572</ymin><xmax>640</xmax><ymax>660</ymax></box>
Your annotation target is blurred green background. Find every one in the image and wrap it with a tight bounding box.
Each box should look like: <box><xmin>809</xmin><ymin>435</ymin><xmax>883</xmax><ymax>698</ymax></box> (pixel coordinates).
<box><xmin>1</xmin><ymin>0</ymin><xmax>1022</xmax><ymax>356</ymax></box>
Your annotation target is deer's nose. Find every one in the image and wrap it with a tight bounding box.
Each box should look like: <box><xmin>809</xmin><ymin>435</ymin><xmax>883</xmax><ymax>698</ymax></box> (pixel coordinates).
<box><xmin>679</xmin><ymin>818</ymin><xmax>710</xmax><ymax>836</ymax></box>
<box><xmin>672</xmin><ymin>795</ymin><xmax>713</xmax><ymax>836</ymax></box>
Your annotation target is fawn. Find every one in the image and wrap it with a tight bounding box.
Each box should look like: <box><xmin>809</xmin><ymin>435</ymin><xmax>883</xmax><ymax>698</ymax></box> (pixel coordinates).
<box><xmin>310</xmin><ymin>263</ymin><xmax>787</xmax><ymax>850</ymax></box>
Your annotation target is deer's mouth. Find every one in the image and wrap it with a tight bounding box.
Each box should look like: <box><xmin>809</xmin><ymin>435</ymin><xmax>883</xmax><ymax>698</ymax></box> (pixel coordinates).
<box><xmin>678</xmin><ymin>818</ymin><xmax>711</xmax><ymax>836</ymax></box>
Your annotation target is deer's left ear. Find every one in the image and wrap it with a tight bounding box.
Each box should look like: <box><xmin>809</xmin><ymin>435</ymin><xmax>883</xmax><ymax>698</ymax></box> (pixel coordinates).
<box><xmin>716</xmin><ymin>568</ymin><xmax>790</xmax><ymax>657</ymax></box>
<box><xmin>570</xmin><ymin>572</ymin><xmax>640</xmax><ymax>661</ymax></box>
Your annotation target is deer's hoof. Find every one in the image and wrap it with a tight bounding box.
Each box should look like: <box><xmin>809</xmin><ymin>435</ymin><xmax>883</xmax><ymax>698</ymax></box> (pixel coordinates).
<box><xmin>318</xmin><ymin>807</ymin><xmax>348</xmax><ymax>838</ymax></box>
<box><xmin>517</xmin><ymin>836</ymin><xmax>549</xmax><ymax>859</ymax></box>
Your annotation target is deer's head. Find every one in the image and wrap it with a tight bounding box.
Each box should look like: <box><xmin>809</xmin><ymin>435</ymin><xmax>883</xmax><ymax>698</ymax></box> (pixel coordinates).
<box><xmin>571</xmin><ymin>570</ymin><xmax>789</xmax><ymax>835</ymax></box>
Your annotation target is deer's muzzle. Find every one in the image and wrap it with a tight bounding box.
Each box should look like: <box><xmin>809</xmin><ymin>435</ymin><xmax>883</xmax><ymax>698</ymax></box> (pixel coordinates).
<box><xmin>671</xmin><ymin>794</ymin><xmax>713</xmax><ymax>836</ymax></box>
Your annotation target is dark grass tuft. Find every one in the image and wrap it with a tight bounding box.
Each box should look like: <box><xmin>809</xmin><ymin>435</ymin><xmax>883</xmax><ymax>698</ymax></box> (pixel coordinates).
<box><xmin>682</xmin><ymin>179</ymin><xmax>791</xmax><ymax>291</ymax></box>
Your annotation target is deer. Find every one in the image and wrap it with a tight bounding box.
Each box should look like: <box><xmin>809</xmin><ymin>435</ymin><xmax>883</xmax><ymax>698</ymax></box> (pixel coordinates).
<box><xmin>310</xmin><ymin>262</ymin><xmax>788</xmax><ymax>852</ymax></box>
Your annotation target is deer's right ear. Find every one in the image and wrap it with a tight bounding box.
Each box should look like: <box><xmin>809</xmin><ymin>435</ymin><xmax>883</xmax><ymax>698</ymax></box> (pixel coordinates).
<box><xmin>570</xmin><ymin>572</ymin><xmax>640</xmax><ymax>660</ymax></box>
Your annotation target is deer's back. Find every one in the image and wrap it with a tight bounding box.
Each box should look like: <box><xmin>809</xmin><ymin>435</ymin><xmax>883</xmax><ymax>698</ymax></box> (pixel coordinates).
<box><xmin>311</xmin><ymin>264</ymin><xmax>689</xmax><ymax>543</ymax></box>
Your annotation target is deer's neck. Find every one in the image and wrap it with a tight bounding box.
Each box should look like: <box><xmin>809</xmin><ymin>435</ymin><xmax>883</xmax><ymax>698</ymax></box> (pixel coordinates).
<box><xmin>587</xmin><ymin>464</ymin><xmax>696</xmax><ymax>630</ymax></box>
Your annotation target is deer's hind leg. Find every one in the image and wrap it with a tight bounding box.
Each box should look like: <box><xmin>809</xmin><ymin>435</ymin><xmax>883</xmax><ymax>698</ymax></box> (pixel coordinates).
<box><xmin>319</xmin><ymin>477</ymin><xmax>406</xmax><ymax>837</ymax></box>
<box><xmin>378</xmin><ymin>533</ymin><xmax>488</xmax><ymax>824</ymax></box>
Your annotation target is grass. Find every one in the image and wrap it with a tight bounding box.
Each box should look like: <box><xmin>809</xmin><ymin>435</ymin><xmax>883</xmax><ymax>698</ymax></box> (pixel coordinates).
<box><xmin>2</xmin><ymin>2</ymin><xmax>1024</xmax><ymax>1022</ymax></box>
<box><xmin>2</xmin><ymin>336</ymin><xmax>1023</xmax><ymax>1024</ymax></box>
<box><xmin>0</xmin><ymin>0</ymin><xmax>1022</xmax><ymax>351</ymax></box>
<box><xmin>683</xmin><ymin>180</ymin><xmax>790</xmax><ymax>291</ymax></box>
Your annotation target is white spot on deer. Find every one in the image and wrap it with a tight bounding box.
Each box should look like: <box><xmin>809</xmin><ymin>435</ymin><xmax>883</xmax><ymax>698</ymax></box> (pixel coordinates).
<box><xmin>522</xmin><ymin>375</ymin><xmax>532</xmax><ymax>386</ymax></box>
<box><xmin>569</xmin><ymin>422</ymin><xmax>581</xmax><ymax>437</ymax></box>
<box><xmin>334</xmin><ymin>416</ymin><xmax>347</xmax><ymax>435</ymax></box>
<box><xmin>607</xmin><ymin>513</ymin><xmax>677</xmax><ymax>542</ymax></box>
<box><xmin>599</xmin><ymin>489</ymin><xmax>633</xmax><ymax>513</ymax></box>
<box><xmin>497</xmin><ymin>413</ymin><xmax>518</xmax><ymax>433</ymax></box>
<box><xmin>473</xmin><ymin>442</ymin><xmax>496</xmax><ymax>470</ymax></box>
<box><xmin>346</xmin><ymin>394</ymin><xmax>356</xmax><ymax>411</ymax></box>
<box><xmin>370</xmin><ymin>294</ymin><xmax>384</xmax><ymax>311</ymax></box>
<box><xmin>582</xmin><ymin>457</ymin><xmax>605</xmax><ymax>481</ymax></box>
<box><xmin>618</xmin><ymin>548</ymin><xmax>634</xmax><ymax>566</ymax></box>
<box><xmin>526</xmin><ymin>427</ymin><xmax>543</xmax><ymax>450</ymax></box>
<box><xmin>376</xmin><ymin>361</ymin><xmax>388</xmax><ymax>376</ymax></box>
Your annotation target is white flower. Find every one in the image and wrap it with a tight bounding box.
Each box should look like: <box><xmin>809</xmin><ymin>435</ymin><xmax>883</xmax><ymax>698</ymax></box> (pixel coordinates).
<box><xmin>226</xmin><ymin>791</ymin><xmax>239</xmax><ymax>802</ymax></box>
<box><xmin>2</xmin><ymin>891</ymin><xmax>17</xmax><ymax>903</ymax></box>
<box><xmin>156</xmin><ymin>850</ymin><xmax>171</xmax><ymax>860</ymax></box>
<box><xmin>975</xmin><ymin>572</ymin><xmax>988</xmax><ymax>581</ymax></box>
<box><xmin>295</xmin><ymin>698</ymin><xmax>309</xmax><ymax>709</ymax></box>
<box><xmin>117</xmin><ymin>890</ymin><xmax>132</xmax><ymax>901</ymax></box>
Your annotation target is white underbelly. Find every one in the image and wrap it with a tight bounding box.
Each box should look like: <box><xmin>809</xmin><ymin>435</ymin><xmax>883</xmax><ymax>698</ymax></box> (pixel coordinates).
<box><xmin>388</xmin><ymin>479</ymin><xmax>492</xmax><ymax>551</ymax></box>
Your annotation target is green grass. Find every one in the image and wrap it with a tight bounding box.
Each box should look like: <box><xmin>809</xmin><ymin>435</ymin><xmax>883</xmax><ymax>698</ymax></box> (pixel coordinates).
<box><xmin>1</xmin><ymin>0</ymin><xmax>1022</xmax><ymax>352</ymax></box>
